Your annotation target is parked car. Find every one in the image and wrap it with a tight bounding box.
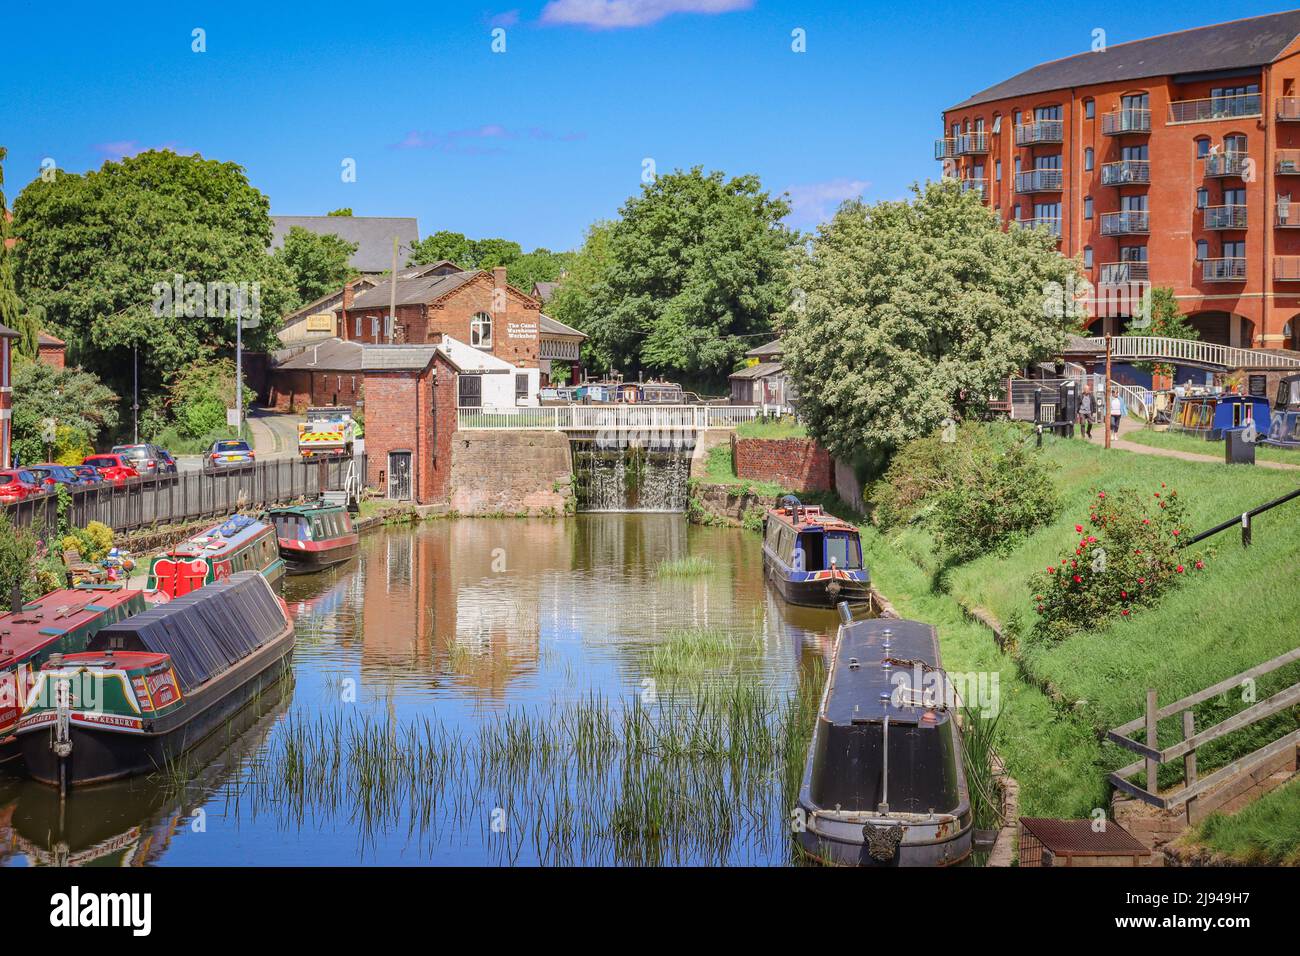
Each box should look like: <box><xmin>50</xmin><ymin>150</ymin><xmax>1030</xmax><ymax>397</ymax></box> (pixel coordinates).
<box><xmin>204</xmin><ymin>439</ymin><xmax>255</xmax><ymax>474</ymax></box>
<box><xmin>0</xmin><ymin>469</ymin><xmax>43</xmax><ymax>502</ymax></box>
<box><xmin>70</xmin><ymin>464</ymin><xmax>103</xmax><ymax>485</ymax></box>
<box><xmin>82</xmin><ymin>454</ymin><xmax>140</xmax><ymax>487</ymax></box>
<box><xmin>27</xmin><ymin>463</ymin><xmax>97</xmax><ymax>488</ymax></box>
<box><xmin>111</xmin><ymin>443</ymin><xmax>178</xmax><ymax>480</ymax></box>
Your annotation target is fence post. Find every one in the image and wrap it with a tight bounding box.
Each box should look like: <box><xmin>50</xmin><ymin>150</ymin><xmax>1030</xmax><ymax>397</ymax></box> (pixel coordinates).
<box><xmin>1182</xmin><ymin>710</ymin><xmax>1198</xmax><ymax>822</ymax></box>
<box><xmin>1241</xmin><ymin>511</ymin><xmax>1252</xmax><ymax>548</ymax></box>
<box><xmin>1145</xmin><ymin>688</ymin><xmax>1159</xmax><ymax>796</ymax></box>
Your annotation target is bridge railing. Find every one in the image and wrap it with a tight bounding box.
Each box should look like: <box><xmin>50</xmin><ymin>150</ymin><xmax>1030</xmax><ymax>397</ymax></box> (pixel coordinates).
<box><xmin>1110</xmin><ymin>336</ymin><xmax>1300</xmax><ymax>370</ymax></box>
<box><xmin>456</xmin><ymin>404</ymin><xmax>762</xmax><ymax>430</ymax></box>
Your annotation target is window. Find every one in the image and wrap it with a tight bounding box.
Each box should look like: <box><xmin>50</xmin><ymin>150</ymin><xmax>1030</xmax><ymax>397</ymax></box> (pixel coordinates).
<box><xmin>470</xmin><ymin>312</ymin><xmax>492</xmax><ymax>348</ymax></box>
<box><xmin>995</xmin><ymin>159</ymin><xmax>1002</xmax><ymax>181</ymax></box>
<box><xmin>458</xmin><ymin>374</ymin><xmax>483</xmax><ymax>408</ymax></box>
<box><xmin>1084</xmin><ymin>99</ymin><xmax>1095</xmax><ymax>119</ymax></box>
<box><xmin>1224</xmin><ymin>134</ymin><xmax>1247</xmax><ymax>156</ymax></box>
<box><xmin>1084</xmin><ymin>147</ymin><xmax>1094</xmax><ymax>171</ymax></box>
<box><xmin>1014</xmin><ymin>156</ymin><xmax>1022</xmax><ymax>175</ymax></box>
<box><xmin>354</xmin><ymin>315</ymin><xmax>362</xmax><ymax>338</ymax></box>
<box><xmin>1084</xmin><ymin>246</ymin><xmax>1094</xmax><ymax>268</ymax></box>
<box><xmin>1196</xmin><ymin>138</ymin><xmax>1210</xmax><ymax>159</ymax></box>
<box><xmin>515</xmin><ymin>373</ymin><xmax>529</xmax><ymax>404</ymax></box>
<box><xmin>1035</xmin><ymin>104</ymin><xmax>1062</xmax><ymax>121</ymax></box>
<box><xmin>370</xmin><ymin>316</ymin><xmax>379</xmax><ymax>339</ymax></box>
<box><xmin>1084</xmin><ymin>196</ymin><xmax>1094</xmax><ymax>219</ymax></box>
<box><xmin>1195</xmin><ymin>240</ymin><xmax>1209</xmax><ymax>261</ymax></box>
<box><xmin>1197</xmin><ymin>188</ymin><xmax>1209</xmax><ymax>209</ymax></box>
<box><xmin>992</xmin><ymin>114</ymin><xmax>1002</xmax><ymax>134</ymax></box>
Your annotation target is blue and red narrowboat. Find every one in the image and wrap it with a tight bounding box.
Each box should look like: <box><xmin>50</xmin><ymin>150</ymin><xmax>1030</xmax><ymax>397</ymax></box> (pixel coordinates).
<box><xmin>762</xmin><ymin>496</ymin><xmax>870</xmax><ymax>608</ymax></box>
<box><xmin>266</xmin><ymin>502</ymin><xmax>359</xmax><ymax>574</ymax></box>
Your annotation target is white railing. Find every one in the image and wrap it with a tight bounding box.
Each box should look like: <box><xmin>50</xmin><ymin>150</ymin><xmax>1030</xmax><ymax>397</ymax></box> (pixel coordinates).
<box><xmin>1113</xmin><ymin>383</ymin><xmax>1152</xmax><ymax>421</ymax></box>
<box><xmin>456</xmin><ymin>404</ymin><xmax>762</xmax><ymax>430</ymax></box>
<box><xmin>1110</xmin><ymin>336</ymin><xmax>1300</xmax><ymax>370</ymax></box>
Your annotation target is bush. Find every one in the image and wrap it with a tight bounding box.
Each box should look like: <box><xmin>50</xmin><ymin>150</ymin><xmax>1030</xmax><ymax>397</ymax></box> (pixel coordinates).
<box><xmin>1028</xmin><ymin>483</ymin><xmax>1208</xmax><ymax>645</ymax></box>
<box><xmin>870</xmin><ymin>422</ymin><xmax>1058</xmax><ymax>562</ymax></box>
<box><xmin>61</xmin><ymin>520</ymin><xmax>114</xmax><ymax>564</ymax></box>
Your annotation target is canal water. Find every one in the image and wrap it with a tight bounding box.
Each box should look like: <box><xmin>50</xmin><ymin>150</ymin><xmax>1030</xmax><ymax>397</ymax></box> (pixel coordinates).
<box><xmin>0</xmin><ymin>517</ymin><xmax>839</xmax><ymax>866</ymax></box>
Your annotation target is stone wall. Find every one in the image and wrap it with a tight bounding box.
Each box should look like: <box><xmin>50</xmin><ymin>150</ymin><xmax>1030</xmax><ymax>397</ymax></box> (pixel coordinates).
<box><xmin>450</xmin><ymin>431</ymin><xmax>573</xmax><ymax>515</ymax></box>
<box><xmin>732</xmin><ymin>436</ymin><xmax>832</xmax><ymax>492</ymax></box>
<box><xmin>833</xmin><ymin>457</ymin><xmax>863</xmax><ymax>509</ymax></box>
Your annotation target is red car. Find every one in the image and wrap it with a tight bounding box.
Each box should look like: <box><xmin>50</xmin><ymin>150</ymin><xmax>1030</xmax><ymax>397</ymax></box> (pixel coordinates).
<box><xmin>0</xmin><ymin>469</ymin><xmax>43</xmax><ymax>501</ymax></box>
<box><xmin>82</xmin><ymin>454</ymin><xmax>140</xmax><ymax>487</ymax></box>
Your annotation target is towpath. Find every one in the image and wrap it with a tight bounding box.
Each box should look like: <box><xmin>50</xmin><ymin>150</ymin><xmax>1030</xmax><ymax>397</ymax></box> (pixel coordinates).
<box><xmin>1069</xmin><ymin>417</ymin><xmax>1300</xmax><ymax>472</ymax></box>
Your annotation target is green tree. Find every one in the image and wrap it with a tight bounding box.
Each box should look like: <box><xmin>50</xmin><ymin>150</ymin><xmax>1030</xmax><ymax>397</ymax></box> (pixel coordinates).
<box><xmin>10</xmin><ymin>356</ymin><xmax>119</xmax><ymax>464</ymax></box>
<box><xmin>408</xmin><ymin>230</ymin><xmax>474</xmax><ymax>267</ymax></box>
<box><xmin>12</xmin><ymin>149</ymin><xmax>295</xmax><ymax>406</ymax></box>
<box><xmin>326</xmin><ymin>208</ymin><xmax>353</xmax><ymax>216</ymax></box>
<box><xmin>273</xmin><ymin>226</ymin><xmax>359</xmax><ymax>303</ymax></box>
<box><xmin>585</xmin><ymin>167</ymin><xmax>796</xmax><ymax>379</ymax></box>
<box><xmin>549</xmin><ymin>221</ymin><xmax>614</xmax><ymax>370</ymax></box>
<box><xmin>1128</xmin><ymin>286</ymin><xmax>1198</xmax><ymax>378</ymax></box>
<box><xmin>780</xmin><ymin>180</ymin><xmax>1079</xmax><ymax>458</ymax></box>
<box><xmin>0</xmin><ymin>146</ymin><xmax>40</xmax><ymax>358</ymax></box>
<box><xmin>507</xmin><ymin>247</ymin><xmax>571</xmax><ymax>293</ymax></box>
<box><xmin>151</xmin><ymin>358</ymin><xmax>254</xmax><ymax>443</ymax></box>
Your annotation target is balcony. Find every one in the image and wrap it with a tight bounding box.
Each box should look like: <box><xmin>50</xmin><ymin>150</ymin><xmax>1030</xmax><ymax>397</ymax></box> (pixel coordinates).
<box><xmin>1274</xmin><ymin>256</ymin><xmax>1300</xmax><ymax>281</ymax></box>
<box><xmin>1014</xmin><ymin>217</ymin><xmax>1062</xmax><ymax>238</ymax></box>
<box><xmin>1204</xmin><ymin>205</ymin><xmax>1247</xmax><ymax>230</ymax></box>
<box><xmin>1168</xmin><ymin>93</ymin><xmax>1262</xmax><ymax>124</ymax></box>
<box><xmin>1100</xmin><ymin>160</ymin><xmax>1150</xmax><ymax>186</ymax></box>
<box><xmin>960</xmin><ymin>178</ymin><xmax>989</xmax><ymax>200</ymax></box>
<box><xmin>935</xmin><ymin>138</ymin><xmax>955</xmax><ymax>160</ymax></box>
<box><xmin>1202</xmin><ymin>257</ymin><xmax>1247</xmax><ymax>282</ymax></box>
<box><xmin>1277</xmin><ymin>204</ymin><xmax>1300</xmax><ymax>228</ymax></box>
<box><xmin>1278</xmin><ymin>98</ymin><xmax>1300</xmax><ymax>122</ymax></box>
<box><xmin>1101</xmin><ymin>109</ymin><xmax>1152</xmax><ymax>135</ymax></box>
<box><xmin>1100</xmin><ymin>210</ymin><xmax>1150</xmax><ymax>236</ymax></box>
<box><xmin>954</xmin><ymin>131</ymin><xmax>989</xmax><ymax>155</ymax></box>
<box><xmin>1014</xmin><ymin>120</ymin><xmax>1063</xmax><ymax>146</ymax></box>
<box><xmin>1204</xmin><ymin>153</ymin><xmax>1249</xmax><ymax>178</ymax></box>
<box><xmin>1014</xmin><ymin>168</ymin><xmax>1063</xmax><ymax>193</ymax></box>
<box><xmin>1277</xmin><ymin>149</ymin><xmax>1300</xmax><ymax>175</ymax></box>
<box><xmin>1098</xmin><ymin>261</ymin><xmax>1150</xmax><ymax>285</ymax></box>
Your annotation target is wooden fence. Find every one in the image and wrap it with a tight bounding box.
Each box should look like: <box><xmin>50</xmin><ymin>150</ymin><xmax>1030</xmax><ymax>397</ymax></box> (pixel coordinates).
<box><xmin>2</xmin><ymin>455</ymin><xmax>366</xmax><ymax>536</ymax></box>
<box><xmin>1107</xmin><ymin>646</ymin><xmax>1300</xmax><ymax>824</ymax></box>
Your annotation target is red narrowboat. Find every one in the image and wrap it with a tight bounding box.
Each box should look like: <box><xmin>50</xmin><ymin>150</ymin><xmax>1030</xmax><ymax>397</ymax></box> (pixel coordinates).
<box><xmin>266</xmin><ymin>502</ymin><xmax>359</xmax><ymax>574</ymax></box>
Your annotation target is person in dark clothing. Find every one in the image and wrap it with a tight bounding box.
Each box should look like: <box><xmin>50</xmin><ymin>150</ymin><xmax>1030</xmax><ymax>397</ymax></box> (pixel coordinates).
<box><xmin>1077</xmin><ymin>388</ymin><xmax>1094</xmax><ymax>439</ymax></box>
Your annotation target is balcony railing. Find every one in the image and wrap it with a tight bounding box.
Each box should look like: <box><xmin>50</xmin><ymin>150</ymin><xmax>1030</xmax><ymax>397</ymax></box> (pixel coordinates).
<box><xmin>1100</xmin><ymin>210</ymin><xmax>1150</xmax><ymax>236</ymax></box>
<box><xmin>1205</xmin><ymin>152</ymin><xmax>1249</xmax><ymax>178</ymax></box>
<box><xmin>1014</xmin><ymin>168</ymin><xmax>1063</xmax><ymax>193</ymax></box>
<box><xmin>960</xmin><ymin>178</ymin><xmax>989</xmax><ymax>200</ymax></box>
<box><xmin>1100</xmin><ymin>160</ymin><xmax>1150</xmax><ymax>186</ymax></box>
<box><xmin>1274</xmin><ymin>256</ymin><xmax>1300</xmax><ymax>281</ymax></box>
<box><xmin>1278</xmin><ymin>149</ymin><xmax>1300</xmax><ymax>174</ymax></box>
<box><xmin>1204</xmin><ymin>204</ymin><xmax>1247</xmax><ymax>230</ymax></box>
<box><xmin>1277</xmin><ymin>204</ymin><xmax>1300</xmax><ymax>227</ymax></box>
<box><xmin>1099</xmin><ymin>261</ymin><xmax>1150</xmax><ymax>285</ymax></box>
<box><xmin>1014</xmin><ymin>120</ymin><xmax>1063</xmax><ymax>145</ymax></box>
<box><xmin>954</xmin><ymin>131</ymin><xmax>989</xmax><ymax>155</ymax></box>
<box><xmin>1014</xmin><ymin>217</ymin><xmax>1062</xmax><ymax>238</ymax></box>
<box><xmin>1202</xmin><ymin>257</ymin><xmax>1247</xmax><ymax>282</ymax></box>
<box><xmin>935</xmin><ymin>138</ymin><xmax>955</xmax><ymax>160</ymax></box>
<box><xmin>1278</xmin><ymin>97</ymin><xmax>1300</xmax><ymax>122</ymax></box>
<box><xmin>1168</xmin><ymin>93</ymin><xmax>1262</xmax><ymax>124</ymax></box>
<box><xmin>1102</xmin><ymin>109</ymin><xmax>1152</xmax><ymax>135</ymax></box>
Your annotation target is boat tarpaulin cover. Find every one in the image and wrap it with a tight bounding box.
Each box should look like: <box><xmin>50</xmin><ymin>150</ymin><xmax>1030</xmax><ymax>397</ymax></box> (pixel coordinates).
<box><xmin>89</xmin><ymin>572</ymin><xmax>289</xmax><ymax>691</ymax></box>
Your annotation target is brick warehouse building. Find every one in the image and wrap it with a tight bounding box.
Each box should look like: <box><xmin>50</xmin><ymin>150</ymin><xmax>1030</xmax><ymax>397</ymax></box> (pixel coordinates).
<box><xmin>936</xmin><ymin>10</ymin><xmax>1300</xmax><ymax>352</ymax></box>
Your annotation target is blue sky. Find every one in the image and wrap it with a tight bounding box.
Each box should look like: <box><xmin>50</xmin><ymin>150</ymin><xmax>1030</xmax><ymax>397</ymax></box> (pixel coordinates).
<box><xmin>2</xmin><ymin>1</ymin><xmax>1294</xmax><ymax>251</ymax></box>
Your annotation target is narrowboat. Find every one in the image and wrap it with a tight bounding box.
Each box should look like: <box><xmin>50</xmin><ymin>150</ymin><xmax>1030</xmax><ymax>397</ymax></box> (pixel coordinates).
<box><xmin>16</xmin><ymin>572</ymin><xmax>294</xmax><ymax>789</ymax></box>
<box><xmin>266</xmin><ymin>502</ymin><xmax>359</xmax><ymax>573</ymax></box>
<box><xmin>145</xmin><ymin>513</ymin><xmax>285</xmax><ymax>598</ymax></box>
<box><xmin>797</xmin><ymin>612</ymin><xmax>973</xmax><ymax>866</ymax></box>
<box><xmin>1169</xmin><ymin>392</ymin><xmax>1269</xmax><ymax>441</ymax></box>
<box><xmin>0</xmin><ymin>586</ymin><xmax>149</xmax><ymax>768</ymax></box>
<box><xmin>1265</xmin><ymin>374</ymin><xmax>1300</xmax><ymax>448</ymax></box>
<box><xmin>762</xmin><ymin>496</ymin><xmax>870</xmax><ymax>607</ymax></box>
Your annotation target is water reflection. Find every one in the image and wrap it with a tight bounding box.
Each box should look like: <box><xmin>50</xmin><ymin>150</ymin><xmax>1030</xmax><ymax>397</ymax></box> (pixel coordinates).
<box><xmin>3</xmin><ymin>516</ymin><xmax>840</xmax><ymax>865</ymax></box>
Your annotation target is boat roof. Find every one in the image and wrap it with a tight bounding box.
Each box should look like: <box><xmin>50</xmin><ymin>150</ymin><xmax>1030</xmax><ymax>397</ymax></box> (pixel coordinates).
<box><xmin>267</xmin><ymin>502</ymin><xmax>346</xmax><ymax>518</ymax></box>
<box><xmin>823</xmin><ymin>618</ymin><xmax>950</xmax><ymax>729</ymax></box>
<box><xmin>766</xmin><ymin>503</ymin><xmax>858</xmax><ymax>534</ymax></box>
<box><xmin>0</xmin><ymin>587</ymin><xmax>143</xmax><ymax>662</ymax></box>
<box><xmin>166</xmin><ymin>514</ymin><xmax>270</xmax><ymax>558</ymax></box>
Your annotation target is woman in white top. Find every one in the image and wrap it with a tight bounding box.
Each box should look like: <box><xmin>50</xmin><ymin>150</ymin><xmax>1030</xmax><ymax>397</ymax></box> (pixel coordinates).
<box><xmin>1110</xmin><ymin>394</ymin><xmax>1123</xmax><ymax>436</ymax></box>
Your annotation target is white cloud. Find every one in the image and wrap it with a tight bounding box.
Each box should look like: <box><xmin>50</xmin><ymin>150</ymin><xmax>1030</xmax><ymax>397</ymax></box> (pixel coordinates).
<box><xmin>539</xmin><ymin>0</ymin><xmax>752</xmax><ymax>29</ymax></box>
<box><xmin>784</xmin><ymin>178</ymin><xmax>870</xmax><ymax>226</ymax></box>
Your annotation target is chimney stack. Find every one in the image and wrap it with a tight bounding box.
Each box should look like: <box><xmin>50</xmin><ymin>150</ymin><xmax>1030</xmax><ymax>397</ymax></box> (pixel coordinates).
<box><xmin>493</xmin><ymin>266</ymin><xmax>508</xmax><ymax>308</ymax></box>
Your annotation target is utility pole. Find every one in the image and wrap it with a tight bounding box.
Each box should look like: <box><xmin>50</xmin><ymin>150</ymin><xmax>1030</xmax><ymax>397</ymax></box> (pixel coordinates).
<box><xmin>132</xmin><ymin>345</ymin><xmax>139</xmax><ymax>444</ymax></box>
<box><xmin>388</xmin><ymin>235</ymin><xmax>398</xmax><ymax>344</ymax></box>
<box><xmin>235</xmin><ymin>290</ymin><xmax>244</xmax><ymax>437</ymax></box>
<box><xmin>1104</xmin><ymin>333</ymin><xmax>1113</xmax><ymax>450</ymax></box>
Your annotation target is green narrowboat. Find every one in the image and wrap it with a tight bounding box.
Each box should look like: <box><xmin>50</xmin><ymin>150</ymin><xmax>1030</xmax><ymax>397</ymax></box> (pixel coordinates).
<box><xmin>146</xmin><ymin>513</ymin><xmax>285</xmax><ymax>598</ymax></box>
<box><xmin>266</xmin><ymin>502</ymin><xmax>359</xmax><ymax>574</ymax></box>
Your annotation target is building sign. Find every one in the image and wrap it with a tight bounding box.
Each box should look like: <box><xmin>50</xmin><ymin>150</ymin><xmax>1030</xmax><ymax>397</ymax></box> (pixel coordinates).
<box><xmin>305</xmin><ymin>312</ymin><xmax>336</xmax><ymax>333</ymax></box>
<box><xmin>506</xmin><ymin>321</ymin><xmax>537</xmax><ymax>341</ymax></box>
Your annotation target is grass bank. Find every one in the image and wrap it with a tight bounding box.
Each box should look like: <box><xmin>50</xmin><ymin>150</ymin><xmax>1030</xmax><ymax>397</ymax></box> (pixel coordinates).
<box><xmin>734</xmin><ymin>417</ymin><xmax>809</xmax><ymax>440</ymax></box>
<box><xmin>1183</xmin><ymin>777</ymin><xmax>1300</xmax><ymax>865</ymax></box>
<box><xmin>1123</xmin><ymin>428</ymin><xmax>1300</xmax><ymax>466</ymax></box>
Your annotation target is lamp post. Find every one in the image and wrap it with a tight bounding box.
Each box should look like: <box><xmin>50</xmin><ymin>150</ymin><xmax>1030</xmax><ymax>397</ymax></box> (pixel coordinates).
<box><xmin>132</xmin><ymin>345</ymin><xmax>139</xmax><ymax>444</ymax></box>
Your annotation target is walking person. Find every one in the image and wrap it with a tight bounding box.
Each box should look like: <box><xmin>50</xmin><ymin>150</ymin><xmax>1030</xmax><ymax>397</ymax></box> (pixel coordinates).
<box><xmin>1110</xmin><ymin>392</ymin><xmax>1123</xmax><ymax>437</ymax></box>
<box><xmin>1077</xmin><ymin>388</ymin><xmax>1094</xmax><ymax>440</ymax></box>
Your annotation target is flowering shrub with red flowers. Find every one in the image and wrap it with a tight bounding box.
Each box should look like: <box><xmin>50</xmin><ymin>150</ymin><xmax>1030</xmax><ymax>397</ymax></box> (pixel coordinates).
<box><xmin>1028</xmin><ymin>483</ymin><xmax>1208</xmax><ymax>645</ymax></box>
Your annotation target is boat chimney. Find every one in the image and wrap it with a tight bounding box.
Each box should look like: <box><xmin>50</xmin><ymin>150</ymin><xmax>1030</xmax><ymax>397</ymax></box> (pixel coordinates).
<box><xmin>836</xmin><ymin>602</ymin><xmax>853</xmax><ymax>626</ymax></box>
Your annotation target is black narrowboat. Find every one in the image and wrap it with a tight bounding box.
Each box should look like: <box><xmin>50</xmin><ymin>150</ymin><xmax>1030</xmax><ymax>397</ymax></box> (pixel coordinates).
<box><xmin>266</xmin><ymin>502</ymin><xmax>360</xmax><ymax>574</ymax></box>
<box><xmin>762</xmin><ymin>496</ymin><xmax>870</xmax><ymax>607</ymax></box>
<box><xmin>16</xmin><ymin>572</ymin><xmax>294</xmax><ymax>789</ymax></box>
<box><xmin>797</xmin><ymin>613</ymin><xmax>973</xmax><ymax>866</ymax></box>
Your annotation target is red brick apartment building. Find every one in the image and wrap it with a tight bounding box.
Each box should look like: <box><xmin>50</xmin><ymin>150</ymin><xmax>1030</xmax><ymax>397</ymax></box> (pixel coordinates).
<box><xmin>937</xmin><ymin>9</ymin><xmax>1300</xmax><ymax>351</ymax></box>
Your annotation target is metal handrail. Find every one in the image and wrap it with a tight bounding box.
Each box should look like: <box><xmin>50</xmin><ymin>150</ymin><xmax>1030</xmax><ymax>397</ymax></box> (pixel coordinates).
<box><xmin>1100</xmin><ymin>210</ymin><xmax>1150</xmax><ymax>235</ymax></box>
<box><xmin>1110</xmin><ymin>336</ymin><xmax>1300</xmax><ymax>369</ymax></box>
<box><xmin>1101</xmin><ymin>108</ymin><xmax>1151</xmax><ymax>135</ymax></box>
<box><xmin>456</xmin><ymin>404</ymin><xmax>762</xmax><ymax>430</ymax></box>
<box><xmin>1168</xmin><ymin>93</ymin><xmax>1262</xmax><ymax>124</ymax></box>
<box><xmin>1100</xmin><ymin>160</ymin><xmax>1150</xmax><ymax>186</ymax></box>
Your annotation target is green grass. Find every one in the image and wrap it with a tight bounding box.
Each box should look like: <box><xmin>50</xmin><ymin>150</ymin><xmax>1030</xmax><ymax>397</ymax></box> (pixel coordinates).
<box><xmin>145</xmin><ymin>422</ymin><xmax>253</xmax><ymax>455</ymax></box>
<box><xmin>647</xmin><ymin>627</ymin><xmax>756</xmax><ymax>677</ymax></box>
<box><xmin>1187</xmin><ymin>777</ymin><xmax>1300</xmax><ymax>865</ymax></box>
<box><xmin>655</xmin><ymin>555</ymin><xmax>717</xmax><ymax>578</ymax></box>
<box><xmin>734</xmin><ymin>416</ymin><xmax>809</xmax><ymax>440</ymax></box>
<box><xmin>1123</xmin><ymin>428</ymin><xmax>1300</xmax><ymax>465</ymax></box>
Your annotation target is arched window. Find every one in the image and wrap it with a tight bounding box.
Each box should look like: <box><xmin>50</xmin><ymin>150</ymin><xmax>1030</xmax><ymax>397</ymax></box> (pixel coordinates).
<box><xmin>470</xmin><ymin>312</ymin><xmax>492</xmax><ymax>348</ymax></box>
<box><xmin>1084</xmin><ymin>98</ymin><xmax>1095</xmax><ymax>119</ymax></box>
<box><xmin>1195</xmin><ymin>137</ymin><xmax>1210</xmax><ymax>159</ymax></box>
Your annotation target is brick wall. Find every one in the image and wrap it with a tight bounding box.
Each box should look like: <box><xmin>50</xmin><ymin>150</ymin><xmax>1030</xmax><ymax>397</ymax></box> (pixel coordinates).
<box><xmin>264</xmin><ymin>368</ymin><xmax>363</xmax><ymax>413</ymax></box>
<box><xmin>37</xmin><ymin>344</ymin><xmax>65</xmax><ymax>369</ymax></box>
<box><xmin>733</xmin><ymin>436</ymin><xmax>832</xmax><ymax>493</ymax></box>
<box><xmin>450</xmin><ymin>431</ymin><xmax>572</xmax><ymax>514</ymax></box>
<box><xmin>361</xmin><ymin>353</ymin><xmax>458</xmax><ymax>504</ymax></box>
